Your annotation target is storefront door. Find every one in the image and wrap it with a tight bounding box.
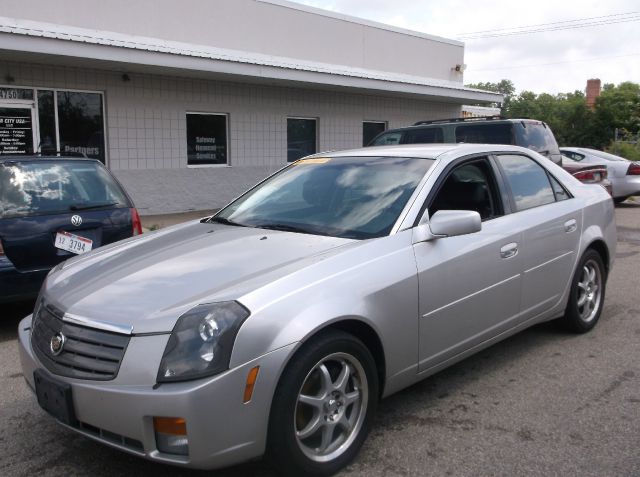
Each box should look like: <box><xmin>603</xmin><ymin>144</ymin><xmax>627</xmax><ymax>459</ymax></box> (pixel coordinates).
<box><xmin>0</xmin><ymin>103</ymin><xmax>37</xmax><ymax>155</ymax></box>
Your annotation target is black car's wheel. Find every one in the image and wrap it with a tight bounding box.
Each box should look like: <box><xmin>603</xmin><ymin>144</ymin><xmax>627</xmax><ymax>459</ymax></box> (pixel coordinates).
<box><xmin>563</xmin><ymin>249</ymin><xmax>606</xmax><ymax>333</ymax></box>
<box><xmin>267</xmin><ymin>330</ymin><xmax>378</xmax><ymax>476</ymax></box>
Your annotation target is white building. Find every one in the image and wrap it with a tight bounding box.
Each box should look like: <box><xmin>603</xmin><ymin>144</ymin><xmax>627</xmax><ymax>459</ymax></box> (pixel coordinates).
<box><xmin>0</xmin><ymin>0</ymin><xmax>500</xmax><ymax>214</ymax></box>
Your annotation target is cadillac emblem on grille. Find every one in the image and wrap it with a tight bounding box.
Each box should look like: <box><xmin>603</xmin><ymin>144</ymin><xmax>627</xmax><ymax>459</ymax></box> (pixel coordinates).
<box><xmin>50</xmin><ymin>332</ymin><xmax>65</xmax><ymax>356</ymax></box>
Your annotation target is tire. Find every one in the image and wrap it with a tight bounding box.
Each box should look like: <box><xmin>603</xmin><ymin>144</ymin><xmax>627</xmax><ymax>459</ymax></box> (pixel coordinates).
<box><xmin>267</xmin><ymin>330</ymin><xmax>378</xmax><ymax>477</ymax></box>
<box><xmin>562</xmin><ymin>249</ymin><xmax>606</xmax><ymax>333</ymax></box>
<box><xmin>613</xmin><ymin>197</ymin><xmax>627</xmax><ymax>205</ymax></box>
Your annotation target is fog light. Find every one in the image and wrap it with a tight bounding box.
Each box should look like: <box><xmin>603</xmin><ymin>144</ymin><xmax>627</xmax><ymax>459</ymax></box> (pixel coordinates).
<box><xmin>153</xmin><ymin>417</ymin><xmax>189</xmax><ymax>456</ymax></box>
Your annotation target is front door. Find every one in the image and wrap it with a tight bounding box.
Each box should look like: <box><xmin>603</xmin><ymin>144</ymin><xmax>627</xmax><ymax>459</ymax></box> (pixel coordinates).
<box><xmin>415</xmin><ymin>157</ymin><xmax>523</xmax><ymax>372</ymax></box>
<box><xmin>0</xmin><ymin>104</ymin><xmax>37</xmax><ymax>155</ymax></box>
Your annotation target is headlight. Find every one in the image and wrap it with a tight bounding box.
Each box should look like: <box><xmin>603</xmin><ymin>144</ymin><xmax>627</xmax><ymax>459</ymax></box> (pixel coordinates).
<box><xmin>157</xmin><ymin>301</ymin><xmax>250</xmax><ymax>383</ymax></box>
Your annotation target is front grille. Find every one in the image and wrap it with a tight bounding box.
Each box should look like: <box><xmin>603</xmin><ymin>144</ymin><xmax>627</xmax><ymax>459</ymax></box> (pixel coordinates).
<box><xmin>31</xmin><ymin>304</ymin><xmax>130</xmax><ymax>381</ymax></box>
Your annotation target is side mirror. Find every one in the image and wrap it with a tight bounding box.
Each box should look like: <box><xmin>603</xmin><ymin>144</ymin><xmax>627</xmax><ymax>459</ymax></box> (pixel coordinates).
<box><xmin>413</xmin><ymin>210</ymin><xmax>481</xmax><ymax>243</ymax></box>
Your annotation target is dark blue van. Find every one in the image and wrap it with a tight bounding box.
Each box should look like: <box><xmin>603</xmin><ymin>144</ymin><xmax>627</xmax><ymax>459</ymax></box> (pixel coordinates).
<box><xmin>0</xmin><ymin>156</ymin><xmax>142</xmax><ymax>303</ymax></box>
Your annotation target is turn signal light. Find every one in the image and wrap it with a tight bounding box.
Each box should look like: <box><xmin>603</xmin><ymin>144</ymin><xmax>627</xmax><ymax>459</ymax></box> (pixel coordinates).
<box><xmin>243</xmin><ymin>366</ymin><xmax>260</xmax><ymax>403</ymax></box>
<box><xmin>154</xmin><ymin>417</ymin><xmax>189</xmax><ymax>456</ymax></box>
<box><xmin>153</xmin><ymin>417</ymin><xmax>187</xmax><ymax>435</ymax></box>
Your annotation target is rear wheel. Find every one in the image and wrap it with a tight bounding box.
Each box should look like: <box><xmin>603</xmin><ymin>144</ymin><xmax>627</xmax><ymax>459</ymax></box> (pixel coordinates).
<box><xmin>562</xmin><ymin>249</ymin><xmax>606</xmax><ymax>333</ymax></box>
<box><xmin>267</xmin><ymin>330</ymin><xmax>378</xmax><ymax>476</ymax></box>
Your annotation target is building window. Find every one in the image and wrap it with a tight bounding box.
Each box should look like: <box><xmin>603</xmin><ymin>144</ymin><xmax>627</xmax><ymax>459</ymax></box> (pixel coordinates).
<box><xmin>0</xmin><ymin>106</ymin><xmax>34</xmax><ymax>155</ymax></box>
<box><xmin>37</xmin><ymin>90</ymin><xmax>56</xmax><ymax>155</ymax></box>
<box><xmin>287</xmin><ymin>117</ymin><xmax>317</xmax><ymax>162</ymax></box>
<box><xmin>363</xmin><ymin>121</ymin><xmax>387</xmax><ymax>146</ymax></box>
<box><xmin>186</xmin><ymin>113</ymin><xmax>228</xmax><ymax>166</ymax></box>
<box><xmin>57</xmin><ymin>91</ymin><xmax>105</xmax><ymax>162</ymax></box>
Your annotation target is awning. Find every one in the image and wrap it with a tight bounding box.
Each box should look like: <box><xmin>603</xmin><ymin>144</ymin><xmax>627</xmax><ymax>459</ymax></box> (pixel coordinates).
<box><xmin>0</xmin><ymin>16</ymin><xmax>502</xmax><ymax>104</ymax></box>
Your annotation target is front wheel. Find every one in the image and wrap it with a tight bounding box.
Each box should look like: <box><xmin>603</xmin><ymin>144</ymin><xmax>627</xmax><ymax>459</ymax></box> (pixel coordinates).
<box><xmin>562</xmin><ymin>249</ymin><xmax>606</xmax><ymax>333</ymax></box>
<box><xmin>267</xmin><ymin>330</ymin><xmax>378</xmax><ymax>476</ymax></box>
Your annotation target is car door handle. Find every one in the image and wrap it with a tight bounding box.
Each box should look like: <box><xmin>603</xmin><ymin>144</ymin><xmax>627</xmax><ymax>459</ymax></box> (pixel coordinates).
<box><xmin>564</xmin><ymin>219</ymin><xmax>577</xmax><ymax>233</ymax></box>
<box><xmin>500</xmin><ymin>243</ymin><xmax>518</xmax><ymax>259</ymax></box>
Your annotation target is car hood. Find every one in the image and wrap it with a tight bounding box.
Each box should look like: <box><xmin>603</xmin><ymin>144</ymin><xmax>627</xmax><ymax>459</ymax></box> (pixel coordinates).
<box><xmin>43</xmin><ymin>220</ymin><xmax>355</xmax><ymax>334</ymax></box>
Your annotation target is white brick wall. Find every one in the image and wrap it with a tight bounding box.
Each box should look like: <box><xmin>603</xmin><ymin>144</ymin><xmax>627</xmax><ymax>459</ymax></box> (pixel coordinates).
<box><xmin>0</xmin><ymin>61</ymin><xmax>461</xmax><ymax>213</ymax></box>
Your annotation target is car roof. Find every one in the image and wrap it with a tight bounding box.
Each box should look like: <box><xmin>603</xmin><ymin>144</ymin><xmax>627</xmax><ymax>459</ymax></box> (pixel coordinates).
<box><xmin>310</xmin><ymin>143</ymin><xmax>537</xmax><ymax>161</ymax></box>
<box><xmin>382</xmin><ymin>118</ymin><xmax>543</xmax><ymax>133</ymax></box>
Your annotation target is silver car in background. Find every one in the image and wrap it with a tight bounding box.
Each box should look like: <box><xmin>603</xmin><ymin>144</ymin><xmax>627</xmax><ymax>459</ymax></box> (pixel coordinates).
<box><xmin>561</xmin><ymin>147</ymin><xmax>640</xmax><ymax>203</ymax></box>
<box><xmin>18</xmin><ymin>144</ymin><xmax>616</xmax><ymax>476</ymax></box>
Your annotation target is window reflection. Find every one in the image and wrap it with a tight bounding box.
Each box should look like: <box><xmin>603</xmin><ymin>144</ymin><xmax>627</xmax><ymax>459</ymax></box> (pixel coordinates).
<box><xmin>57</xmin><ymin>92</ymin><xmax>105</xmax><ymax>163</ymax></box>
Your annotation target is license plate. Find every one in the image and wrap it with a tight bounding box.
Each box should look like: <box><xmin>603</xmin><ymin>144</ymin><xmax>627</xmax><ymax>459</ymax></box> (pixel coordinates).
<box><xmin>55</xmin><ymin>231</ymin><xmax>93</xmax><ymax>255</ymax></box>
<box><xmin>34</xmin><ymin>369</ymin><xmax>77</xmax><ymax>425</ymax></box>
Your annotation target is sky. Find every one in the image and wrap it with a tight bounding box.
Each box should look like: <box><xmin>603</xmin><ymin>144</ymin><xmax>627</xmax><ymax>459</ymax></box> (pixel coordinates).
<box><xmin>293</xmin><ymin>0</ymin><xmax>639</xmax><ymax>95</ymax></box>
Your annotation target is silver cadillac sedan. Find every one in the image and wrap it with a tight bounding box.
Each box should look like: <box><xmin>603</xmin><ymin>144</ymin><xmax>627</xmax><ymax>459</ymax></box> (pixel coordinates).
<box><xmin>18</xmin><ymin>144</ymin><xmax>616</xmax><ymax>476</ymax></box>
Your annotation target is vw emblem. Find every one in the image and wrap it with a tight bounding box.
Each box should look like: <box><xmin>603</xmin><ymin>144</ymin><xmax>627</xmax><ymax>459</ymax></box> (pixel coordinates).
<box><xmin>50</xmin><ymin>332</ymin><xmax>65</xmax><ymax>356</ymax></box>
<box><xmin>71</xmin><ymin>215</ymin><xmax>82</xmax><ymax>226</ymax></box>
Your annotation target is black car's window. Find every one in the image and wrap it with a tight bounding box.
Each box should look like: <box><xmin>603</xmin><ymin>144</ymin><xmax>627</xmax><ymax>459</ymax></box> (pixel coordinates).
<box><xmin>496</xmin><ymin>154</ymin><xmax>556</xmax><ymax>211</ymax></box>
<box><xmin>216</xmin><ymin>156</ymin><xmax>433</xmax><ymax>239</ymax></box>
<box><xmin>0</xmin><ymin>161</ymin><xmax>129</xmax><ymax>219</ymax></box>
<box><xmin>370</xmin><ymin>131</ymin><xmax>401</xmax><ymax>146</ymax></box>
<box><xmin>514</xmin><ymin>122</ymin><xmax>558</xmax><ymax>155</ymax></box>
<box><xmin>429</xmin><ymin>158</ymin><xmax>502</xmax><ymax>221</ymax></box>
<box><xmin>401</xmin><ymin>127</ymin><xmax>444</xmax><ymax>144</ymax></box>
<box><xmin>455</xmin><ymin>124</ymin><xmax>512</xmax><ymax>144</ymax></box>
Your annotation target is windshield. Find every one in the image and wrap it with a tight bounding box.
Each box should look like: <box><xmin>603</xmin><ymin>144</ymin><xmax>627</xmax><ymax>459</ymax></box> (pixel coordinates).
<box><xmin>215</xmin><ymin>156</ymin><xmax>433</xmax><ymax>239</ymax></box>
<box><xmin>0</xmin><ymin>160</ymin><xmax>129</xmax><ymax>219</ymax></box>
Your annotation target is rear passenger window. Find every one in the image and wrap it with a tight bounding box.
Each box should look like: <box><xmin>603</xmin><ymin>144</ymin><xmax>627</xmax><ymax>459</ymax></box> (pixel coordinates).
<box><xmin>455</xmin><ymin>124</ymin><xmax>512</xmax><ymax>144</ymax></box>
<box><xmin>496</xmin><ymin>154</ymin><xmax>556</xmax><ymax>211</ymax></box>
<box><xmin>549</xmin><ymin>175</ymin><xmax>569</xmax><ymax>201</ymax></box>
<box><xmin>401</xmin><ymin>127</ymin><xmax>443</xmax><ymax>144</ymax></box>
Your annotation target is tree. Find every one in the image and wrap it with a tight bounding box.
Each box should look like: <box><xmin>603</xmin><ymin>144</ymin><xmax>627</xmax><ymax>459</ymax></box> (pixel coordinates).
<box><xmin>465</xmin><ymin>80</ymin><xmax>639</xmax><ymax>150</ymax></box>
<box><xmin>465</xmin><ymin>79</ymin><xmax>515</xmax><ymax>113</ymax></box>
<box><xmin>591</xmin><ymin>82</ymin><xmax>640</xmax><ymax>149</ymax></box>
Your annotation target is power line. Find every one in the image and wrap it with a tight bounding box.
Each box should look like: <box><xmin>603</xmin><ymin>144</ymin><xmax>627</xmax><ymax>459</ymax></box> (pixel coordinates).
<box><xmin>458</xmin><ymin>13</ymin><xmax>640</xmax><ymax>39</ymax></box>
<box><xmin>471</xmin><ymin>52</ymin><xmax>640</xmax><ymax>71</ymax></box>
<box><xmin>456</xmin><ymin>11</ymin><xmax>638</xmax><ymax>35</ymax></box>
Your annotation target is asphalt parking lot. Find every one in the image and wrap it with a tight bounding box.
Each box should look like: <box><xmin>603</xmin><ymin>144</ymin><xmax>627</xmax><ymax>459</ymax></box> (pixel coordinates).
<box><xmin>1</xmin><ymin>204</ymin><xmax>639</xmax><ymax>477</ymax></box>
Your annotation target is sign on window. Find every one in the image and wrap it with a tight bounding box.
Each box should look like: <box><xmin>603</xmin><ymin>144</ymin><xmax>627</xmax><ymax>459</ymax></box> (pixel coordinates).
<box><xmin>186</xmin><ymin>113</ymin><xmax>228</xmax><ymax>165</ymax></box>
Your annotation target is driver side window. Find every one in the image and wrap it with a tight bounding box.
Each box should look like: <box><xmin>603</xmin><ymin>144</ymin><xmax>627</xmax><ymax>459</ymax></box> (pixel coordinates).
<box><xmin>429</xmin><ymin>158</ymin><xmax>503</xmax><ymax>221</ymax></box>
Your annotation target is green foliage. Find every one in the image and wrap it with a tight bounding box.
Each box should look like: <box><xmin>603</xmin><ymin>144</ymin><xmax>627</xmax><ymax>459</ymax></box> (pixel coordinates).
<box><xmin>465</xmin><ymin>79</ymin><xmax>515</xmax><ymax>113</ymax></box>
<box><xmin>476</xmin><ymin>80</ymin><xmax>640</xmax><ymax>149</ymax></box>
<box><xmin>606</xmin><ymin>142</ymin><xmax>640</xmax><ymax>161</ymax></box>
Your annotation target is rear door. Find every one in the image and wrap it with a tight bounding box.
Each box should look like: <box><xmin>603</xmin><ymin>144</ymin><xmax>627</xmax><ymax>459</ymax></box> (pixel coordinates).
<box><xmin>0</xmin><ymin>160</ymin><xmax>132</xmax><ymax>272</ymax></box>
<box><xmin>494</xmin><ymin>153</ymin><xmax>582</xmax><ymax>320</ymax></box>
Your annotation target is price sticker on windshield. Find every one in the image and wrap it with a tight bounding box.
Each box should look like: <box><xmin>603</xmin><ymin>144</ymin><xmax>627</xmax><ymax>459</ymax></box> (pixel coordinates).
<box><xmin>55</xmin><ymin>231</ymin><xmax>93</xmax><ymax>255</ymax></box>
<box><xmin>296</xmin><ymin>158</ymin><xmax>331</xmax><ymax>164</ymax></box>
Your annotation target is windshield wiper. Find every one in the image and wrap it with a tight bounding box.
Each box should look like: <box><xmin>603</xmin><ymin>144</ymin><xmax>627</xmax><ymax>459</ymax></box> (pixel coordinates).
<box><xmin>209</xmin><ymin>216</ymin><xmax>246</xmax><ymax>227</ymax></box>
<box><xmin>70</xmin><ymin>202</ymin><xmax>119</xmax><ymax>211</ymax></box>
<box><xmin>254</xmin><ymin>223</ymin><xmax>321</xmax><ymax>235</ymax></box>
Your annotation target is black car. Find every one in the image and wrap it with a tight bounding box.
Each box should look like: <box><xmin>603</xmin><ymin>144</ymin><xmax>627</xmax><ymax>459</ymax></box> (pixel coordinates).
<box><xmin>368</xmin><ymin>116</ymin><xmax>563</xmax><ymax>165</ymax></box>
<box><xmin>0</xmin><ymin>156</ymin><xmax>142</xmax><ymax>303</ymax></box>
